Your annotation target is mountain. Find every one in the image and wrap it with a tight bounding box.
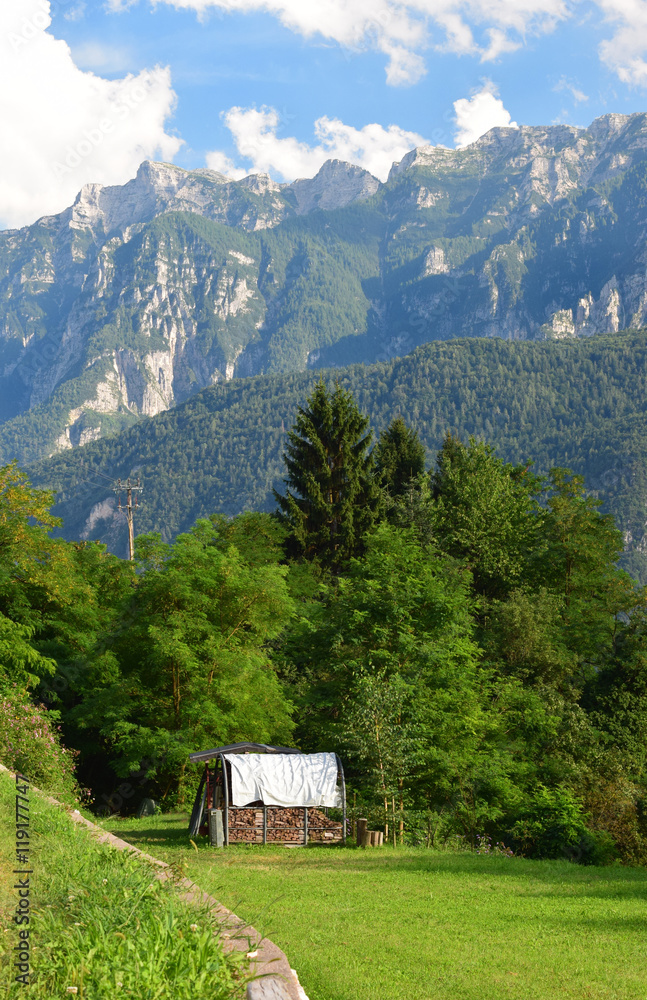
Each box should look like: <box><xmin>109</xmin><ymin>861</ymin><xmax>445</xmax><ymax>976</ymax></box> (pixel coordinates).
<box><xmin>0</xmin><ymin>158</ymin><xmax>380</xmax><ymax>461</ymax></box>
<box><xmin>5</xmin><ymin>111</ymin><xmax>647</xmax><ymax>466</ymax></box>
<box><xmin>29</xmin><ymin>328</ymin><xmax>647</xmax><ymax>583</ymax></box>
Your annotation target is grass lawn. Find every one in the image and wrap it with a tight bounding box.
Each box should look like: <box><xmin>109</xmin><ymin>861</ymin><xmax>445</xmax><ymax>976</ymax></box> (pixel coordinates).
<box><xmin>101</xmin><ymin>813</ymin><xmax>647</xmax><ymax>1000</ymax></box>
<box><xmin>0</xmin><ymin>776</ymin><xmax>244</xmax><ymax>998</ymax></box>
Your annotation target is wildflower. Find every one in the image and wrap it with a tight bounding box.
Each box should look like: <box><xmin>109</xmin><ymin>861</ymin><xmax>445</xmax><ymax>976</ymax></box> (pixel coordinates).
<box><xmin>247</xmin><ymin>950</ymin><xmax>259</xmax><ymax>959</ymax></box>
<box><xmin>102</xmin><ymin>879</ymin><xmax>108</xmax><ymax>884</ymax></box>
<box><xmin>190</xmin><ymin>924</ymin><xmax>198</xmax><ymax>932</ymax></box>
<box><xmin>66</xmin><ymin>988</ymin><xmax>78</xmax><ymax>994</ymax></box>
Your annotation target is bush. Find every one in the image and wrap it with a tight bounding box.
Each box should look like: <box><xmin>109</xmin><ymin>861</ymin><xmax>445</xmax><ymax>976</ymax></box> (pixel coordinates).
<box><xmin>0</xmin><ymin>687</ymin><xmax>78</xmax><ymax>800</ymax></box>
<box><xmin>510</xmin><ymin>784</ymin><xmax>586</xmax><ymax>859</ymax></box>
<box><xmin>510</xmin><ymin>784</ymin><xmax>616</xmax><ymax>864</ymax></box>
<box><xmin>572</xmin><ymin>828</ymin><xmax>618</xmax><ymax>866</ymax></box>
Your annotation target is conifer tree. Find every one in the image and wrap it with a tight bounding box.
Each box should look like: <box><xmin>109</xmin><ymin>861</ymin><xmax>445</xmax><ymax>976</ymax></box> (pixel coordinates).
<box><xmin>273</xmin><ymin>380</ymin><xmax>382</xmax><ymax>570</ymax></box>
<box><xmin>374</xmin><ymin>416</ymin><xmax>426</xmax><ymax>497</ymax></box>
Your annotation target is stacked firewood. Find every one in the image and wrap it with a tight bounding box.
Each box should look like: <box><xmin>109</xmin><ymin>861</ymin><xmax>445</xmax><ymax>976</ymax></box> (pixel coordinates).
<box><xmin>227</xmin><ymin>806</ymin><xmax>342</xmax><ymax>844</ymax></box>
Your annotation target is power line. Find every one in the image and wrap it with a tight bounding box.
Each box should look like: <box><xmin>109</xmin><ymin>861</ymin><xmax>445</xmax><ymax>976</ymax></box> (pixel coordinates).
<box><xmin>82</xmin><ymin>467</ymin><xmax>121</xmax><ymax>484</ymax></box>
<box><xmin>72</xmin><ymin>476</ymin><xmax>114</xmax><ymax>493</ymax></box>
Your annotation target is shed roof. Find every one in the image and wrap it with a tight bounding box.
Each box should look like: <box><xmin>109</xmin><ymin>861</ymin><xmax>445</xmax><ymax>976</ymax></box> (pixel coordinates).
<box><xmin>188</xmin><ymin>742</ymin><xmax>304</xmax><ymax>763</ymax></box>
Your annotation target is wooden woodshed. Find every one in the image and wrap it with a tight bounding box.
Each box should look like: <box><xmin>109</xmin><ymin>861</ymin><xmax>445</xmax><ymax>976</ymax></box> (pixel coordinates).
<box><xmin>188</xmin><ymin>742</ymin><xmax>346</xmax><ymax>846</ymax></box>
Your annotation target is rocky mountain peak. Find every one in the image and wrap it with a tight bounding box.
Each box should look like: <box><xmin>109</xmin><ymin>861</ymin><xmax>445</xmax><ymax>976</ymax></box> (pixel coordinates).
<box><xmin>386</xmin><ymin>114</ymin><xmax>647</xmax><ymax>217</ymax></box>
<box><xmin>7</xmin><ymin>110</ymin><xmax>647</xmax><ymax>478</ymax></box>
<box><xmin>68</xmin><ymin>160</ymin><xmax>232</xmax><ymax>237</ymax></box>
<box><xmin>238</xmin><ymin>173</ymin><xmax>282</xmax><ymax>196</ymax></box>
<box><xmin>49</xmin><ymin>157</ymin><xmax>385</xmax><ymax>244</ymax></box>
<box><xmin>287</xmin><ymin>159</ymin><xmax>380</xmax><ymax>214</ymax></box>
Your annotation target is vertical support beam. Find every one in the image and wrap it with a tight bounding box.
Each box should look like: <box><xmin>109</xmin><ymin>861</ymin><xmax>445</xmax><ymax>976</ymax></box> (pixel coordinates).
<box><xmin>263</xmin><ymin>806</ymin><xmax>267</xmax><ymax>846</ymax></box>
<box><xmin>336</xmin><ymin>753</ymin><xmax>347</xmax><ymax>846</ymax></box>
<box><xmin>208</xmin><ymin>809</ymin><xmax>224</xmax><ymax>847</ymax></box>
<box><xmin>126</xmin><ymin>481</ymin><xmax>135</xmax><ymax>562</ymax></box>
<box><xmin>203</xmin><ymin>763</ymin><xmax>210</xmax><ymax>826</ymax></box>
<box><xmin>304</xmin><ymin>807</ymin><xmax>308</xmax><ymax>846</ymax></box>
<box><xmin>220</xmin><ymin>754</ymin><xmax>230</xmax><ymax>846</ymax></box>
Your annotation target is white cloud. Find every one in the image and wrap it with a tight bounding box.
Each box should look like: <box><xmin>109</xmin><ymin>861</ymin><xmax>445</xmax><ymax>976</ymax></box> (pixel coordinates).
<box><xmin>205</xmin><ymin>150</ymin><xmax>248</xmax><ymax>180</ymax></box>
<box><xmin>63</xmin><ymin>2</ymin><xmax>86</xmax><ymax>20</ymax></box>
<box><xmin>71</xmin><ymin>41</ymin><xmax>134</xmax><ymax>72</ymax></box>
<box><xmin>119</xmin><ymin>0</ymin><xmax>570</xmax><ymax>86</ymax></box>
<box><xmin>113</xmin><ymin>0</ymin><xmax>647</xmax><ymax>90</ymax></box>
<box><xmin>0</xmin><ymin>1</ymin><xmax>182</xmax><ymax>229</ymax></box>
<box><xmin>554</xmin><ymin>76</ymin><xmax>589</xmax><ymax>104</ymax></box>
<box><xmin>479</xmin><ymin>27</ymin><xmax>522</xmax><ymax>62</ymax></box>
<box><xmin>453</xmin><ymin>81</ymin><xmax>518</xmax><ymax>147</ymax></box>
<box><xmin>596</xmin><ymin>0</ymin><xmax>647</xmax><ymax>86</ymax></box>
<box><xmin>206</xmin><ymin>106</ymin><xmax>427</xmax><ymax>182</ymax></box>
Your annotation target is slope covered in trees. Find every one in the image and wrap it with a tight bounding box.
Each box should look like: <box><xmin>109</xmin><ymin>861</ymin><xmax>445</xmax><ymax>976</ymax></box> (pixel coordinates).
<box><xmin>6</xmin><ymin>114</ymin><xmax>647</xmax><ymax>463</ymax></box>
<box><xmin>29</xmin><ymin>327</ymin><xmax>647</xmax><ymax>581</ymax></box>
<box><xmin>4</xmin><ymin>383</ymin><xmax>647</xmax><ymax>867</ymax></box>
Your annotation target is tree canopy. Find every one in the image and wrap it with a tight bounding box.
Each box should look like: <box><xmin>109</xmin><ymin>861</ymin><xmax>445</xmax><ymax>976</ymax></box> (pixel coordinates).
<box><xmin>274</xmin><ymin>379</ymin><xmax>382</xmax><ymax>570</ymax></box>
<box><xmin>3</xmin><ymin>395</ymin><xmax>647</xmax><ymax>863</ymax></box>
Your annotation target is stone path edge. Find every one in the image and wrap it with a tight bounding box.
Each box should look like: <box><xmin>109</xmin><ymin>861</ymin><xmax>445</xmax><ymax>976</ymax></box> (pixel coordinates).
<box><xmin>0</xmin><ymin>764</ymin><xmax>307</xmax><ymax>1000</ymax></box>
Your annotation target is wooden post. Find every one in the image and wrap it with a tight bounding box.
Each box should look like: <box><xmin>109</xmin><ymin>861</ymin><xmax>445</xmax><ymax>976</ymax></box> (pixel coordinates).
<box><xmin>208</xmin><ymin>809</ymin><xmax>224</xmax><ymax>847</ymax></box>
<box><xmin>357</xmin><ymin>817</ymin><xmax>367</xmax><ymax>847</ymax></box>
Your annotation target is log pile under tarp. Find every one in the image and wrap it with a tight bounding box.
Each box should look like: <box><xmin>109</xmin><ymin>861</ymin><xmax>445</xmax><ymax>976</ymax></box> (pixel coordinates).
<box><xmin>228</xmin><ymin>806</ymin><xmax>342</xmax><ymax>844</ymax></box>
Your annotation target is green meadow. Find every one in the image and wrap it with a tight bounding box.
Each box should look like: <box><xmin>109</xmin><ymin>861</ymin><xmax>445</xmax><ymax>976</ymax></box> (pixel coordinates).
<box><xmin>103</xmin><ymin>813</ymin><xmax>647</xmax><ymax>1000</ymax></box>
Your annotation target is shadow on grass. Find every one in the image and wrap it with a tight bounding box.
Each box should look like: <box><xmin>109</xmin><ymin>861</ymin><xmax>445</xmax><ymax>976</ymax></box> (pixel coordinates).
<box><xmin>99</xmin><ymin>814</ymin><xmax>192</xmax><ymax>849</ymax></box>
<box><xmin>98</xmin><ymin>814</ymin><xmax>647</xmax><ymax>902</ymax></box>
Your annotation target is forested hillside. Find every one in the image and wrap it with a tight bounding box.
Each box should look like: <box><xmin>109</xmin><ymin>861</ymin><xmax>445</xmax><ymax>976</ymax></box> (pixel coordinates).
<box><xmin>5</xmin><ymin>113</ymin><xmax>647</xmax><ymax>463</ymax></box>
<box><xmin>5</xmin><ymin>387</ymin><xmax>647</xmax><ymax>871</ymax></box>
<box><xmin>30</xmin><ymin>327</ymin><xmax>647</xmax><ymax>581</ymax></box>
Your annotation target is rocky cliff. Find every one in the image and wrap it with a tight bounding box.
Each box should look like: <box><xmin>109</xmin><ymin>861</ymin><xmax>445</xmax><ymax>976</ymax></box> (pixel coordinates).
<box><xmin>4</xmin><ymin>111</ymin><xmax>647</xmax><ymax>465</ymax></box>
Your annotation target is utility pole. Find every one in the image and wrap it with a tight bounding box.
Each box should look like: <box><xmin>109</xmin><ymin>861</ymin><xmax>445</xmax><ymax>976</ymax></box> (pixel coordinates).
<box><xmin>113</xmin><ymin>477</ymin><xmax>143</xmax><ymax>561</ymax></box>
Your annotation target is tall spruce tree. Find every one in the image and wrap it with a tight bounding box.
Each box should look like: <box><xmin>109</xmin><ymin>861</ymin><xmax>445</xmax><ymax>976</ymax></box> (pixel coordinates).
<box><xmin>374</xmin><ymin>416</ymin><xmax>426</xmax><ymax>498</ymax></box>
<box><xmin>273</xmin><ymin>380</ymin><xmax>382</xmax><ymax>570</ymax></box>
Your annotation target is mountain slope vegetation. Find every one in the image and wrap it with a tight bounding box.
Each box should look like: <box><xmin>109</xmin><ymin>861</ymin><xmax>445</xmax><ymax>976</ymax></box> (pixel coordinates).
<box><xmin>5</xmin><ymin>113</ymin><xmax>647</xmax><ymax>462</ymax></box>
<box><xmin>29</xmin><ymin>327</ymin><xmax>647</xmax><ymax>581</ymax></box>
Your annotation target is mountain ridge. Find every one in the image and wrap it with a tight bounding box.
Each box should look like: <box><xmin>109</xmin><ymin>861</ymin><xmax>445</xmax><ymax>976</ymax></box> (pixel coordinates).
<box><xmin>4</xmin><ymin>111</ymin><xmax>647</xmax><ymax>467</ymax></box>
<box><xmin>27</xmin><ymin>326</ymin><xmax>647</xmax><ymax>583</ymax></box>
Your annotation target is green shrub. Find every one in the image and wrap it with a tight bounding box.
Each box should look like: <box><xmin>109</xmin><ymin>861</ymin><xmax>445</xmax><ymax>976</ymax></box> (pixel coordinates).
<box><xmin>574</xmin><ymin>827</ymin><xmax>619</xmax><ymax>866</ymax></box>
<box><xmin>510</xmin><ymin>784</ymin><xmax>617</xmax><ymax>863</ymax></box>
<box><xmin>0</xmin><ymin>687</ymin><xmax>78</xmax><ymax>800</ymax></box>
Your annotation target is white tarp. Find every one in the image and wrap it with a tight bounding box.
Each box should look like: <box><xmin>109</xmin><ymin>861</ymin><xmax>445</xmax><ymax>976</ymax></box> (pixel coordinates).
<box><xmin>226</xmin><ymin>752</ymin><xmax>342</xmax><ymax>808</ymax></box>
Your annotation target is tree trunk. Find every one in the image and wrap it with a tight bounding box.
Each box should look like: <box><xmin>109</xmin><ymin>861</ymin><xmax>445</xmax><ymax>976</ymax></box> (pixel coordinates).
<box><xmin>392</xmin><ymin>796</ymin><xmax>397</xmax><ymax>849</ymax></box>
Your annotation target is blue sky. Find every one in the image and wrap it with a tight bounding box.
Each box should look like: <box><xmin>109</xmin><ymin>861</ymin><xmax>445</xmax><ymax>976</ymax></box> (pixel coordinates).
<box><xmin>2</xmin><ymin>0</ymin><xmax>647</xmax><ymax>228</ymax></box>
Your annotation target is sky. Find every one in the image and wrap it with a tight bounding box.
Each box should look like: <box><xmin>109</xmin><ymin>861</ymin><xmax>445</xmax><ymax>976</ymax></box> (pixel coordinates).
<box><xmin>2</xmin><ymin>0</ymin><xmax>647</xmax><ymax>229</ymax></box>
